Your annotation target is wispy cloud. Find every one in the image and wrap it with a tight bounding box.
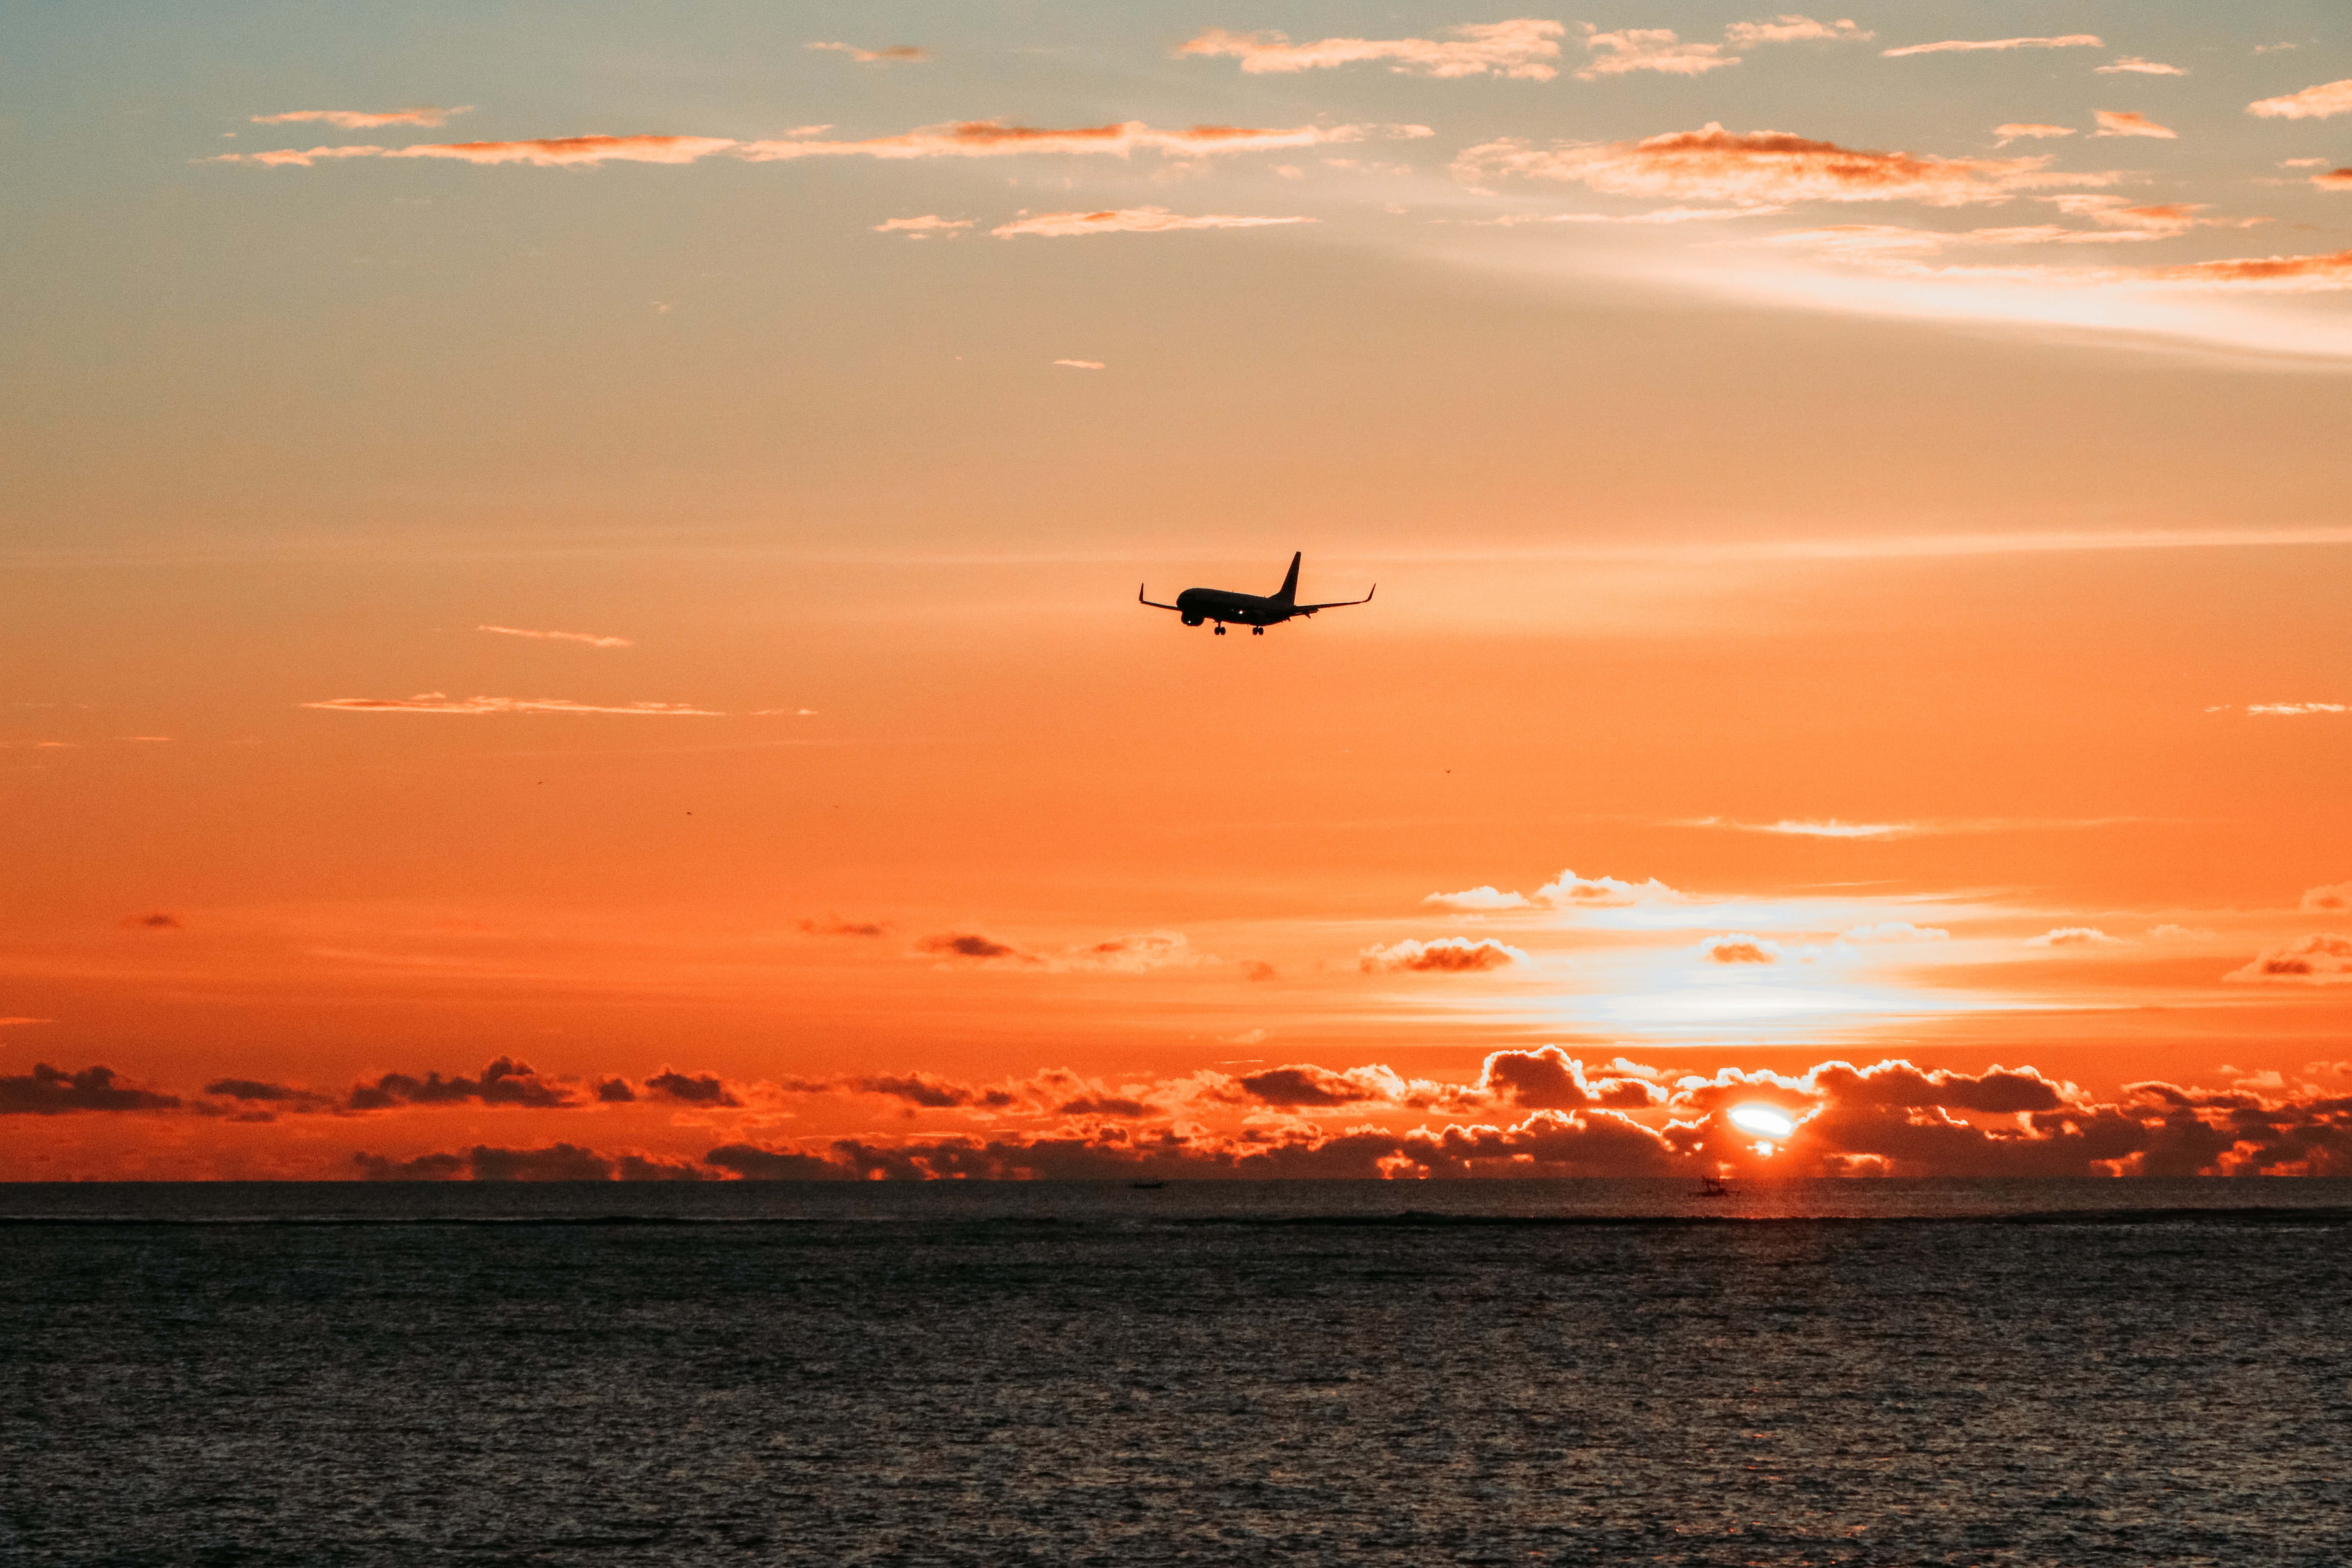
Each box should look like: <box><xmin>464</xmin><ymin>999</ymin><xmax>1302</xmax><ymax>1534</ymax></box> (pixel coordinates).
<box><xmin>2228</xmin><ymin>701</ymin><xmax>2350</xmax><ymax>715</ymax></box>
<box><xmin>303</xmin><ymin>692</ymin><xmax>724</xmax><ymax>715</ymax></box>
<box><xmin>2093</xmin><ymin>110</ymin><xmax>2176</xmax><ymax>140</ymax></box>
<box><xmin>2301</xmin><ymin>883</ymin><xmax>2352</xmax><ymax>913</ymax></box>
<box><xmin>477</xmin><ymin>624</ymin><xmax>632</xmax><ymax>648</ymax></box>
<box><xmin>1575</xmin><ymin>25</ymin><xmax>1736</xmax><ymax>79</ymax></box>
<box><xmin>1052</xmin><ymin>359</ymin><xmax>1105</xmax><ymax>368</ymax></box>
<box><xmin>2247</xmin><ymin>78</ymin><xmax>2352</xmax><ymax>120</ymax></box>
<box><xmin>1882</xmin><ymin>35</ymin><xmax>2102</xmax><ymax>58</ymax></box>
<box><xmin>806</xmin><ymin>42</ymin><xmax>928</xmax><ymax>65</ymax></box>
<box><xmin>1425</xmin><ymin>869</ymin><xmax>1686</xmax><ymax>912</ymax></box>
<box><xmin>1455</xmin><ymin>123</ymin><xmax>2112</xmax><ymax>207</ymax></box>
<box><xmin>2226</xmin><ymin>934</ymin><xmax>2352</xmax><ymax>984</ymax></box>
<box><xmin>1720</xmin><ymin>16</ymin><xmax>1872</xmax><ymax>47</ymax></box>
<box><xmin>1178</xmin><ymin>20</ymin><xmax>1565</xmax><ymax>80</ymax></box>
<box><xmin>872</xmin><ymin>215</ymin><xmax>970</xmax><ymax>238</ymax></box>
<box><xmin>1994</xmin><ymin>123</ymin><xmax>2076</xmax><ymax>145</ymax></box>
<box><xmin>1360</xmin><ymin>937</ymin><xmax>1528</xmax><ymax>973</ymax></box>
<box><xmin>2315</xmin><ymin>169</ymin><xmax>2352</xmax><ymax>191</ymax></box>
<box><xmin>227</xmin><ymin>121</ymin><xmax>1426</xmax><ymax>170</ymax></box>
<box><xmin>2025</xmin><ymin>927</ymin><xmax>2125</xmax><ymax>948</ymax></box>
<box><xmin>992</xmin><ymin>208</ymin><xmax>1313</xmax><ymax>238</ymax></box>
<box><xmin>2097</xmin><ymin>57</ymin><xmax>2186</xmax><ymax>76</ymax></box>
<box><xmin>252</xmin><ymin>106</ymin><xmax>469</xmax><ymax>128</ymax></box>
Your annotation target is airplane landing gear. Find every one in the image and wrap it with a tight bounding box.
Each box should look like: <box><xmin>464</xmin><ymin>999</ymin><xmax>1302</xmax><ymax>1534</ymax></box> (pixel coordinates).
<box><xmin>1213</xmin><ymin>624</ymin><xmax>1226</xmax><ymax>635</ymax></box>
<box><xmin>1251</xmin><ymin>626</ymin><xmax>1264</xmax><ymax>635</ymax></box>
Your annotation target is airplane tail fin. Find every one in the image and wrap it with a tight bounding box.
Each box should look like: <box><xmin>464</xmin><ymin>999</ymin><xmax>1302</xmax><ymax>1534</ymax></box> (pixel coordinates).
<box><xmin>1274</xmin><ymin>551</ymin><xmax>1301</xmax><ymax>605</ymax></box>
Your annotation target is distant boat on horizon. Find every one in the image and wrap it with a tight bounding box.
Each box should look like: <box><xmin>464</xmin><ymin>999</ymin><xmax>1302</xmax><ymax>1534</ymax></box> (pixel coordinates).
<box><xmin>1695</xmin><ymin>1175</ymin><xmax>1734</xmax><ymax>1198</ymax></box>
<box><xmin>1129</xmin><ymin>1180</ymin><xmax>1167</xmax><ymax>1190</ymax></box>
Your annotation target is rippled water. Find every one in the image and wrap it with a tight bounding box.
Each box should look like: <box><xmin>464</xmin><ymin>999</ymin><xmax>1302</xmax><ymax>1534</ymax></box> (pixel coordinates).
<box><xmin>6</xmin><ymin>1181</ymin><xmax>2350</xmax><ymax>1565</ymax></box>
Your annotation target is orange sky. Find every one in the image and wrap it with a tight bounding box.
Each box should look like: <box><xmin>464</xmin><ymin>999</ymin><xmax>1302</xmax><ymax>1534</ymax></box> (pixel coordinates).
<box><xmin>4</xmin><ymin>2</ymin><xmax>2350</xmax><ymax>1179</ymax></box>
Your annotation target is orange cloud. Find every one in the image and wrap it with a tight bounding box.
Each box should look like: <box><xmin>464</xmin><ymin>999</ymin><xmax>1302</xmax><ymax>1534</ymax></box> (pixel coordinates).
<box><xmin>872</xmin><ymin>215</ymin><xmax>971</xmax><ymax>238</ymax></box>
<box><xmin>1477</xmin><ymin>1046</ymin><xmax>1662</xmax><ymax>1110</ymax></box>
<box><xmin>1882</xmin><ymin>35</ymin><xmax>2101</xmax><ymax>58</ymax></box>
<box><xmin>991</xmin><ymin>208</ymin><xmax>1314</xmax><ymax>239</ymax></box>
<box><xmin>1</xmin><ymin>1064</ymin><xmax>180</xmax><ymax>1114</ymax></box>
<box><xmin>1842</xmin><ymin>920</ymin><xmax>1950</xmax><ymax>942</ymax></box>
<box><xmin>2098</xmin><ymin>57</ymin><xmax>2186</xmax><ymax>76</ymax></box>
<box><xmin>1359</xmin><ymin>937</ymin><xmax>1527</xmax><ymax>973</ymax></box>
<box><xmin>477</xmin><ymin>624</ymin><xmax>633</xmax><ymax>647</ymax></box>
<box><xmin>122</xmin><ymin>911</ymin><xmax>182</xmax><ymax>929</ymax></box>
<box><xmin>2093</xmin><ymin>110</ymin><xmax>2177</xmax><ymax>139</ymax></box>
<box><xmin>1178</xmin><ymin>20</ymin><xmax>1565</xmax><ymax>80</ymax></box>
<box><xmin>1994</xmin><ymin>123</ymin><xmax>2076</xmax><ymax>144</ymax></box>
<box><xmin>1455</xmin><ymin>123</ymin><xmax>2107</xmax><ymax>207</ymax></box>
<box><xmin>2151</xmin><ymin>250</ymin><xmax>2352</xmax><ymax>289</ymax></box>
<box><xmin>2026</xmin><ymin>926</ymin><xmax>2124</xmax><ymax>947</ymax></box>
<box><xmin>1576</xmin><ymin>26</ymin><xmax>1733</xmax><ymax>79</ymax></box>
<box><xmin>2247</xmin><ymin>78</ymin><xmax>2352</xmax><ymax>120</ymax></box>
<box><xmin>301</xmin><ymin>692</ymin><xmax>725</xmax><ymax>714</ymax></box>
<box><xmin>1720</xmin><ymin>16</ymin><xmax>1872</xmax><ymax>47</ymax></box>
<box><xmin>2316</xmin><ymin>169</ymin><xmax>2352</xmax><ymax>191</ymax></box>
<box><xmin>734</xmin><ymin>121</ymin><xmax>1425</xmax><ymax>162</ymax></box>
<box><xmin>2303</xmin><ymin>883</ymin><xmax>2352</xmax><ymax>913</ymax></box>
<box><xmin>232</xmin><ymin>135</ymin><xmax>741</xmax><ymax>168</ymax></box>
<box><xmin>1052</xmin><ymin>358</ymin><xmax>1105</xmax><ymax>369</ymax></box>
<box><xmin>357</xmin><ymin>1143</ymin><xmax>713</xmax><ymax>1180</ymax></box>
<box><xmin>252</xmin><ymin>106</ymin><xmax>468</xmax><ymax>128</ymax></box>
<box><xmin>798</xmin><ymin>913</ymin><xmax>891</xmax><ymax>936</ymax></box>
<box><xmin>805</xmin><ymin>42</ymin><xmax>928</xmax><ymax>65</ymax></box>
<box><xmin>347</xmin><ymin>1058</ymin><xmax>575</xmax><ymax>1111</ymax></box>
<box><xmin>2226</xmin><ymin>934</ymin><xmax>2352</xmax><ymax>985</ymax></box>
<box><xmin>1699</xmin><ymin>933</ymin><xmax>1779</xmax><ymax>963</ymax></box>
<box><xmin>1233</xmin><ymin>1063</ymin><xmax>1408</xmax><ymax>1107</ymax></box>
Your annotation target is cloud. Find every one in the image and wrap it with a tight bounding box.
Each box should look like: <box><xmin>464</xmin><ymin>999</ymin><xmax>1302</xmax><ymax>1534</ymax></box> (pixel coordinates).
<box><xmin>873</xmin><ymin>215</ymin><xmax>971</xmax><ymax>238</ymax></box>
<box><xmin>1053</xmin><ymin>359</ymin><xmax>1106</xmax><ymax>369</ymax></box>
<box><xmin>2145</xmin><ymin>924</ymin><xmax>2214</xmax><ymax>940</ymax></box>
<box><xmin>1053</xmin><ymin>931</ymin><xmax>1208</xmax><ymax>973</ymax></box>
<box><xmin>253</xmin><ymin>107</ymin><xmax>468</xmax><ymax>128</ymax></box>
<box><xmin>228</xmin><ymin>121</ymin><xmax>1428</xmax><ymax>171</ymax></box>
<box><xmin>2303</xmin><ymin>882</ymin><xmax>2352</xmax><ymax>913</ymax></box>
<box><xmin>1240</xmin><ymin>960</ymin><xmax>1278</xmax><ymax>982</ymax></box>
<box><xmin>347</xmin><ymin>1056</ymin><xmax>575</xmax><ymax>1111</ymax></box>
<box><xmin>1809</xmin><ymin>1060</ymin><xmax>2073</xmax><ymax>1114</ymax></box>
<box><xmin>302</xmin><ymin>692</ymin><xmax>723</xmax><ymax>715</ymax></box>
<box><xmin>798</xmin><ymin>913</ymin><xmax>891</xmax><ymax>937</ymax></box>
<box><xmin>0</xmin><ymin>1017</ymin><xmax>53</xmax><ymax>1027</ymax></box>
<box><xmin>917</xmin><ymin>931</ymin><xmax>1036</xmax><ymax>963</ymax></box>
<box><xmin>1359</xmin><ymin>937</ymin><xmax>1528</xmax><ymax>973</ymax></box>
<box><xmin>1454</xmin><ymin>123</ymin><xmax>2107</xmax><ymax>207</ymax></box>
<box><xmin>1721</xmin><ymin>16</ymin><xmax>1872</xmax><ymax>47</ymax></box>
<box><xmin>703</xmin><ymin>1143</ymin><xmax>859</xmax><ymax>1180</ymax></box>
<box><xmin>2150</xmin><ymin>251</ymin><xmax>2352</xmax><ymax>289</ymax></box>
<box><xmin>1994</xmin><ymin>123</ymin><xmax>2076</xmax><ymax>145</ymax></box>
<box><xmin>595</xmin><ymin>1077</ymin><xmax>636</xmax><ymax>1102</ymax></box>
<box><xmin>2316</xmin><ymin>169</ymin><xmax>2352</xmax><ymax>192</ymax></box>
<box><xmin>2098</xmin><ymin>57</ymin><xmax>2186</xmax><ymax>76</ymax></box>
<box><xmin>357</xmin><ymin>1143</ymin><xmax>713</xmax><ymax>1180</ymax></box>
<box><xmin>1533</xmin><ymin>869</ymin><xmax>1684</xmax><ymax>907</ymax></box>
<box><xmin>1</xmin><ymin>1064</ymin><xmax>181</xmax><ymax>1115</ymax></box>
<box><xmin>1235</xmin><ymin>1063</ymin><xmax>1407</xmax><ymax>1107</ymax></box>
<box><xmin>2025</xmin><ymin>926</ymin><xmax>2124</xmax><ymax>948</ymax></box>
<box><xmin>1575</xmin><ymin>26</ymin><xmax>1734</xmax><ymax>79</ymax></box>
<box><xmin>1477</xmin><ymin>1047</ymin><xmax>1662</xmax><ymax>1110</ymax></box>
<box><xmin>122</xmin><ymin>911</ymin><xmax>182</xmax><ymax>929</ymax></box>
<box><xmin>1699</xmin><ymin>933</ymin><xmax>1779</xmax><ymax>964</ymax></box>
<box><xmin>1841</xmin><ymin>920</ymin><xmax>1950</xmax><ymax>942</ymax></box>
<box><xmin>642</xmin><ymin>1069</ymin><xmax>744</xmax><ymax>1108</ymax></box>
<box><xmin>1424</xmin><ymin>885</ymin><xmax>1530</xmax><ymax>911</ymax></box>
<box><xmin>204</xmin><ymin>1078</ymin><xmax>336</xmax><ymax>1111</ymax></box>
<box><xmin>2247</xmin><ymin>79</ymin><xmax>2352</xmax><ymax>120</ymax></box>
<box><xmin>733</xmin><ymin>121</ymin><xmax>1426</xmax><ymax>163</ymax></box>
<box><xmin>1755</xmin><ymin>818</ymin><xmax>1908</xmax><ymax>837</ymax></box>
<box><xmin>844</xmin><ymin>1073</ymin><xmax>1018</xmax><ymax>1110</ymax></box>
<box><xmin>2226</xmin><ymin>934</ymin><xmax>2352</xmax><ymax>985</ymax></box>
<box><xmin>1178</xmin><ymin>20</ymin><xmax>1566</xmax><ymax>80</ymax></box>
<box><xmin>806</xmin><ymin>42</ymin><xmax>928</xmax><ymax>65</ymax></box>
<box><xmin>991</xmin><ymin>209</ymin><xmax>1314</xmax><ymax>238</ymax></box>
<box><xmin>1882</xmin><ymin>35</ymin><xmax>2102</xmax><ymax>58</ymax></box>
<box><xmin>477</xmin><ymin>624</ymin><xmax>633</xmax><ymax>647</ymax></box>
<box><xmin>2093</xmin><ymin>110</ymin><xmax>2177</xmax><ymax>140</ymax></box>
<box><xmin>1055</xmin><ymin>1094</ymin><xmax>1152</xmax><ymax>1118</ymax></box>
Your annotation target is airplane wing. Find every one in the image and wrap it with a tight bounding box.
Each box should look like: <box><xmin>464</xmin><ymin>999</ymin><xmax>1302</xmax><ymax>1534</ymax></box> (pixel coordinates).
<box><xmin>1295</xmin><ymin>584</ymin><xmax>1376</xmax><ymax>612</ymax></box>
<box><xmin>1138</xmin><ymin>584</ymin><xmax>1182</xmax><ymax>611</ymax></box>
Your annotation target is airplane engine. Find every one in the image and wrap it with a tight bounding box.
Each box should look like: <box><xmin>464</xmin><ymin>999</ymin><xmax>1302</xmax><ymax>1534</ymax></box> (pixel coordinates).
<box><xmin>1181</xmin><ymin>613</ymin><xmax>1203</xmax><ymax>626</ymax></box>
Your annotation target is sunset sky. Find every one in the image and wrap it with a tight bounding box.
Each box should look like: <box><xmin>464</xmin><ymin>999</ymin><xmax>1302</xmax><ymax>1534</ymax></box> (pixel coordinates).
<box><xmin>5</xmin><ymin>1</ymin><xmax>2350</xmax><ymax>1180</ymax></box>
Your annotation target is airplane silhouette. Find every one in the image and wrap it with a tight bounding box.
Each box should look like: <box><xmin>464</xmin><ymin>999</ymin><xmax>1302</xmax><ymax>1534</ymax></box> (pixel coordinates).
<box><xmin>1138</xmin><ymin>553</ymin><xmax>1375</xmax><ymax>635</ymax></box>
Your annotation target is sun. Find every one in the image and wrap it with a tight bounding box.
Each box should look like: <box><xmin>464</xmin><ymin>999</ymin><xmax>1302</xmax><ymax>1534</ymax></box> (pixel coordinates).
<box><xmin>1727</xmin><ymin>1103</ymin><xmax>1795</xmax><ymax>1139</ymax></box>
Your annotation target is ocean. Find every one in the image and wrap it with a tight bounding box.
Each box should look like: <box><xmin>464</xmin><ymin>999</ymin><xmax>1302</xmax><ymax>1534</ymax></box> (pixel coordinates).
<box><xmin>4</xmin><ymin>1179</ymin><xmax>2348</xmax><ymax>1565</ymax></box>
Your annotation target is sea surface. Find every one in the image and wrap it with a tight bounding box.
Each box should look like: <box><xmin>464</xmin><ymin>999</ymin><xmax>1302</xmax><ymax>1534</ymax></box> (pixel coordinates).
<box><xmin>5</xmin><ymin>1179</ymin><xmax>2348</xmax><ymax>1566</ymax></box>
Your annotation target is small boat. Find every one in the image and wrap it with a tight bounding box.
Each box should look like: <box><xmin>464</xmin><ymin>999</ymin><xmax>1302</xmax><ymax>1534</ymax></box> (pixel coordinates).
<box><xmin>1695</xmin><ymin>1175</ymin><xmax>1734</xmax><ymax>1198</ymax></box>
<box><xmin>1128</xmin><ymin>1180</ymin><xmax>1166</xmax><ymax>1190</ymax></box>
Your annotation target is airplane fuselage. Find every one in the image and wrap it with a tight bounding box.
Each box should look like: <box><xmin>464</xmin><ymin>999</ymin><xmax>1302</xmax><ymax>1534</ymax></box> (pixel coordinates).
<box><xmin>1174</xmin><ymin>588</ymin><xmax>1303</xmax><ymax>628</ymax></box>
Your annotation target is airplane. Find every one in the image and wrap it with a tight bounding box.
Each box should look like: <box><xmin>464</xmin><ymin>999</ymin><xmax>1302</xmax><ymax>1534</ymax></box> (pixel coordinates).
<box><xmin>1138</xmin><ymin>552</ymin><xmax>1375</xmax><ymax>635</ymax></box>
